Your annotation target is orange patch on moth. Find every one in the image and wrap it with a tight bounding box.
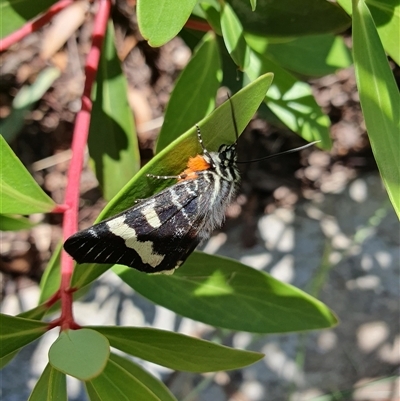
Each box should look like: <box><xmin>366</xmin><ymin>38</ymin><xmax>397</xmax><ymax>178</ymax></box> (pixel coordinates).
<box><xmin>178</xmin><ymin>154</ymin><xmax>211</xmax><ymax>182</ymax></box>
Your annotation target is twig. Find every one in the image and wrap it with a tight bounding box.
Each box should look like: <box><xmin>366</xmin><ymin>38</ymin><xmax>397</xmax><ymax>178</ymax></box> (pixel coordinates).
<box><xmin>0</xmin><ymin>0</ymin><xmax>75</xmax><ymax>51</ymax></box>
<box><xmin>56</xmin><ymin>0</ymin><xmax>112</xmax><ymax>331</ymax></box>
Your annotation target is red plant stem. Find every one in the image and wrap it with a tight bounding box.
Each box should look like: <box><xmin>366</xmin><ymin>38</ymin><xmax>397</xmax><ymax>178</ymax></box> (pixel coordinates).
<box><xmin>0</xmin><ymin>0</ymin><xmax>74</xmax><ymax>52</ymax></box>
<box><xmin>55</xmin><ymin>0</ymin><xmax>111</xmax><ymax>331</ymax></box>
<box><xmin>185</xmin><ymin>18</ymin><xmax>212</xmax><ymax>32</ymax></box>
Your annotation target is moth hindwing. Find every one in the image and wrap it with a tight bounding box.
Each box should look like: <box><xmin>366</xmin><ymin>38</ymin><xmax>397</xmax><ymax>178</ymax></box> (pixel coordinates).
<box><xmin>64</xmin><ymin>126</ymin><xmax>240</xmax><ymax>274</ymax></box>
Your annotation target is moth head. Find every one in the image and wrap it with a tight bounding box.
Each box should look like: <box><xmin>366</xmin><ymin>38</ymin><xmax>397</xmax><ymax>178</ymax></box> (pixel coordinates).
<box><xmin>216</xmin><ymin>143</ymin><xmax>238</xmax><ymax>167</ymax></box>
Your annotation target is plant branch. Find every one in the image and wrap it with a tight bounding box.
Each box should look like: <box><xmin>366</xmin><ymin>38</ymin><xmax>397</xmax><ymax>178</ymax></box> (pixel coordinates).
<box><xmin>55</xmin><ymin>0</ymin><xmax>111</xmax><ymax>330</ymax></box>
<box><xmin>185</xmin><ymin>18</ymin><xmax>212</xmax><ymax>32</ymax></box>
<box><xmin>0</xmin><ymin>0</ymin><xmax>74</xmax><ymax>52</ymax></box>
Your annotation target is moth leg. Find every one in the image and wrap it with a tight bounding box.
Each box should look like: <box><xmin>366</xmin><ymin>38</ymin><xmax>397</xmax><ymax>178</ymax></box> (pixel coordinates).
<box><xmin>147</xmin><ymin>173</ymin><xmax>186</xmax><ymax>180</ymax></box>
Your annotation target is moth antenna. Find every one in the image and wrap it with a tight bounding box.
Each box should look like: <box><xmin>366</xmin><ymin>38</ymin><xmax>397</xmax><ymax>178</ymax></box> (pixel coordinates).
<box><xmin>227</xmin><ymin>93</ymin><xmax>239</xmax><ymax>143</ymax></box>
<box><xmin>196</xmin><ymin>124</ymin><xmax>216</xmax><ymax>168</ymax></box>
<box><xmin>237</xmin><ymin>140</ymin><xmax>321</xmax><ymax>164</ymax></box>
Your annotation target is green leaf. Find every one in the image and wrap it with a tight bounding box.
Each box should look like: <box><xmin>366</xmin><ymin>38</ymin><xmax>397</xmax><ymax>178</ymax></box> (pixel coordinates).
<box><xmin>109</xmin><ymin>353</ymin><xmax>177</xmax><ymax>401</ymax></box>
<box><xmin>71</xmin><ymin>73</ymin><xmax>273</xmax><ymax>289</ymax></box>
<box><xmin>114</xmin><ymin>252</ymin><xmax>337</xmax><ymax>333</ymax></box>
<box><xmin>48</xmin><ymin>329</ymin><xmax>110</xmax><ymax>381</ymax></box>
<box><xmin>0</xmin><ymin>0</ymin><xmax>56</xmax><ymax>38</ymax></box>
<box><xmin>18</xmin><ymin>303</ymin><xmax>49</xmax><ymax>320</ymax></box>
<box><xmin>0</xmin><ymin>67</ymin><xmax>61</xmax><ymax>142</ymax></box>
<box><xmin>137</xmin><ymin>0</ymin><xmax>197</xmax><ymax>47</ymax></box>
<box><xmin>156</xmin><ymin>32</ymin><xmax>222</xmax><ymax>152</ymax></box>
<box><xmin>38</xmin><ymin>242</ymin><xmax>62</xmax><ymax>304</ymax></box>
<box><xmin>250</xmin><ymin>0</ymin><xmax>257</xmax><ymax>11</ymax></box>
<box><xmin>0</xmin><ymin>313</ymin><xmax>48</xmax><ymax>358</ymax></box>
<box><xmin>220</xmin><ymin>2</ymin><xmax>250</xmax><ymax>70</ymax></box>
<box><xmin>246</xmin><ymin>33</ymin><xmax>353</xmax><ymax>77</ymax></box>
<box><xmin>89</xmin><ymin>21</ymin><xmax>140</xmax><ymax>201</ymax></box>
<box><xmin>338</xmin><ymin>0</ymin><xmax>400</xmax><ymax>65</ymax></box>
<box><xmin>0</xmin><ymin>214</ymin><xmax>36</xmax><ymax>230</ymax></box>
<box><xmin>28</xmin><ymin>363</ymin><xmax>67</xmax><ymax>401</ymax></box>
<box><xmin>91</xmin><ymin>326</ymin><xmax>263</xmax><ymax>372</ymax></box>
<box><xmin>200</xmin><ymin>3</ymin><xmax>222</xmax><ymax>35</ymax></box>
<box><xmin>0</xmin><ymin>136</ymin><xmax>55</xmax><ymax>214</ymax></box>
<box><xmin>352</xmin><ymin>0</ymin><xmax>400</xmax><ymax>218</ymax></box>
<box><xmin>86</xmin><ymin>359</ymin><xmax>162</xmax><ymax>401</ymax></box>
<box><xmin>245</xmin><ymin>49</ymin><xmax>332</xmax><ymax>149</ymax></box>
<box><xmin>228</xmin><ymin>0</ymin><xmax>351</xmax><ymax>37</ymax></box>
<box><xmin>0</xmin><ymin>350</ymin><xmax>19</xmax><ymax>369</ymax></box>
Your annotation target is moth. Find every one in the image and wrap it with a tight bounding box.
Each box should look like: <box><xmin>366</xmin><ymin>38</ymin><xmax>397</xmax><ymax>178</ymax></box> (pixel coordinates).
<box><xmin>64</xmin><ymin>112</ymin><xmax>317</xmax><ymax>274</ymax></box>
<box><xmin>64</xmin><ymin>124</ymin><xmax>240</xmax><ymax>274</ymax></box>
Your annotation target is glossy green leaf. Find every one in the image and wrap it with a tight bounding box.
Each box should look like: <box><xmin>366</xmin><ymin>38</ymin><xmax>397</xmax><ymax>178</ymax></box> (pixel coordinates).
<box><xmin>91</xmin><ymin>325</ymin><xmax>263</xmax><ymax>372</ymax></box>
<box><xmin>0</xmin><ymin>214</ymin><xmax>36</xmax><ymax>231</ymax></box>
<box><xmin>244</xmin><ymin>50</ymin><xmax>331</xmax><ymax>148</ymax></box>
<box><xmin>0</xmin><ymin>350</ymin><xmax>19</xmax><ymax>369</ymax></box>
<box><xmin>200</xmin><ymin>3</ymin><xmax>222</xmax><ymax>35</ymax></box>
<box><xmin>0</xmin><ymin>67</ymin><xmax>61</xmax><ymax>142</ymax></box>
<box><xmin>246</xmin><ymin>33</ymin><xmax>352</xmax><ymax>77</ymax></box>
<box><xmin>48</xmin><ymin>329</ymin><xmax>110</xmax><ymax>380</ymax></box>
<box><xmin>137</xmin><ymin>0</ymin><xmax>197</xmax><ymax>47</ymax></box>
<box><xmin>220</xmin><ymin>2</ymin><xmax>250</xmax><ymax>70</ymax></box>
<box><xmin>109</xmin><ymin>353</ymin><xmax>177</xmax><ymax>401</ymax></box>
<box><xmin>0</xmin><ymin>136</ymin><xmax>55</xmax><ymax>214</ymax></box>
<box><xmin>71</xmin><ymin>73</ymin><xmax>273</xmax><ymax>289</ymax></box>
<box><xmin>156</xmin><ymin>32</ymin><xmax>222</xmax><ymax>152</ymax></box>
<box><xmin>338</xmin><ymin>0</ymin><xmax>400</xmax><ymax>65</ymax></box>
<box><xmin>228</xmin><ymin>0</ymin><xmax>351</xmax><ymax>37</ymax></box>
<box><xmin>352</xmin><ymin>0</ymin><xmax>400</xmax><ymax>218</ymax></box>
<box><xmin>38</xmin><ymin>242</ymin><xmax>62</xmax><ymax>304</ymax></box>
<box><xmin>28</xmin><ymin>363</ymin><xmax>67</xmax><ymax>401</ymax></box>
<box><xmin>0</xmin><ymin>0</ymin><xmax>56</xmax><ymax>38</ymax></box>
<box><xmin>86</xmin><ymin>359</ymin><xmax>161</xmax><ymax>401</ymax></box>
<box><xmin>89</xmin><ymin>21</ymin><xmax>140</xmax><ymax>201</ymax></box>
<box><xmin>18</xmin><ymin>304</ymin><xmax>49</xmax><ymax>320</ymax></box>
<box><xmin>0</xmin><ymin>313</ymin><xmax>48</xmax><ymax>358</ymax></box>
<box><xmin>114</xmin><ymin>252</ymin><xmax>337</xmax><ymax>333</ymax></box>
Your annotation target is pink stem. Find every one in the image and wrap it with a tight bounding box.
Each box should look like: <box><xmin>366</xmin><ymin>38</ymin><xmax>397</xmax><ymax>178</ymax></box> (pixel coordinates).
<box><xmin>0</xmin><ymin>0</ymin><xmax>74</xmax><ymax>51</ymax></box>
<box><xmin>56</xmin><ymin>0</ymin><xmax>111</xmax><ymax>330</ymax></box>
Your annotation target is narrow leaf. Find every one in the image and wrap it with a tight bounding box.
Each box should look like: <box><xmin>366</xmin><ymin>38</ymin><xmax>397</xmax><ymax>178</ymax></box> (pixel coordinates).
<box><xmin>245</xmin><ymin>33</ymin><xmax>352</xmax><ymax>77</ymax></box>
<box><xmin>0</xmin><ymin>136</ymin><xmax>55</xmax><ymax>214</ymax></box>
<box><xmin>89</xmin><ymin>21</ymin><xmax>140</xmax><ymax>201</ymax></box>
<box><xmin>137</xmin><ymin>0</ymin><xmax>197</xmax><ymax>47</ymax></box>
<box><xmin>38</xmin><ymin>242</ymin><xmax>62</xmax><ymax>304</ymax></box>
<box><xmin>86</xmin><ymin>359</ymin><xmax>162</xmax><ymax>401</ymax></box>
<box><xmin>48</xmin><ymin>329</ymin><xmax>110</xmax><ymax>381</ymax></box>
<box><xmin>228</xmin><ymin>0</ymin><xmax>351</xmax><ymax>37</ymax></box>
<box><xmin>0</xmin><ymin>313</ymin><xmax>48</xmax><ymax>358</ymax></box>
<box><xmin>220</xmin><ymin>2</ymin><xmax>250</xmax><ymax>70</ymax></box>
<box><xmin>71</xmin><ymin>74</ymin><xmax>273</xmax><ymax>289</ymax></box>
<box><xmin>338</xmin><ymin>0</ymin><xmax>400</xmax><ymax>65</ymax></box>
<box><xmin>156</xmin><ymin>32</ymin><xmax>222</xmax><ymax>152</ymax></box>
<box><xmin>0</xmin><ymin>214</ymin><xmax>36</xmax><ymax>231</ymax></box>
<box><xmin>245</xmin><ymin>49</ymin><xmax>332</xmax><ymax>149</ymax></box>
<box><xmin>28</xmin><ymin>363</ymin><xmax>67</xmax><ymax>401</ymax></box>
<box><xmin>114</xmin><ymin>252</ymin><xmax>337</xmax><ymax>333</ymax></box>
<box><xmin>352</xmin><ymin>0</ymin><xmax>400</xmax><ymax>218</ymax></box>
<box><xmin>91</xmin><ymin>326</ymin><xmax>263</xmax><ymax>372</ymax></box>
<box><xmin>110</xmin><ymin>353</ymin><xmax>177</xmax><ymax>401</ymax></box>
<box><xmin>0</xmin><ymin>350</ymin><xmax>19</xmax><ymax>369</ymax></box>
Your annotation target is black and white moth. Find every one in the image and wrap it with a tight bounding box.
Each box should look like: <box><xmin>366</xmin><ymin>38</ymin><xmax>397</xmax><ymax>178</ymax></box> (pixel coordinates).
<box><xmin>64</xmin><ymin>126</ymin><xmax>240</xmax><ymax>274</ymax></box>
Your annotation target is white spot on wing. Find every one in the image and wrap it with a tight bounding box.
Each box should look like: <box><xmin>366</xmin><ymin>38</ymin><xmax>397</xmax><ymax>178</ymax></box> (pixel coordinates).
<box><xmin>107</xmin><ymin>216</ymin><xmax>164</xmax><ymax>268</ymax></box>
<box><xmin>141</xmin><ymin>203</ymin><xmax>162</xmax><ymax>228</ymax></box>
